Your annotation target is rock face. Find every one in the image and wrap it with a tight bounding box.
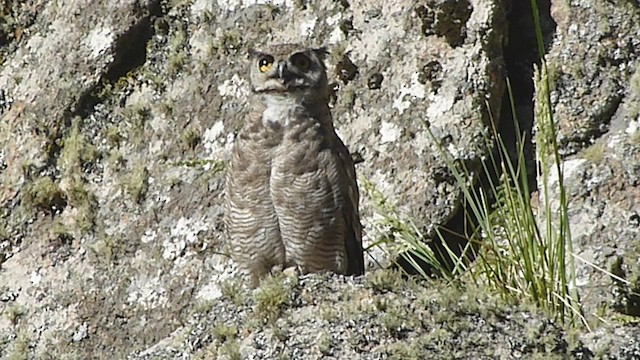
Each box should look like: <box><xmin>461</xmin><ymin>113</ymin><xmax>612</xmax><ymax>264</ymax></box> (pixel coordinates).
<box><xmin>0</xmin><ymin>0</ymin><xmax>506</xmax><ymax>356</ymax></box>
<box><xmin>543</xmin><ymin>0</ymin><xmax>640</xmax><ymax>333</ymax></box>
<box><xmin>547</xmin><ymin>0</ymin><xmax>640</xmax><ymax>156</ymax></box>
<box><xmin>0</xmin><ymin>0</ymin><xmax>638</xmax><ymax>358</ymax></box>
<box><xmin>131</xmin><ymin>272</ymin><xmax>594</xmax><ymax>359</ymax></box>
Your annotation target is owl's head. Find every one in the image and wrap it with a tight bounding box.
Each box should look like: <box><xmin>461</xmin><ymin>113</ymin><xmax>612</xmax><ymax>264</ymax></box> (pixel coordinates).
<box><xmin>248</xmin><ymin>44</ymin><xmax>328</xmax><ymax>96</ymax></box>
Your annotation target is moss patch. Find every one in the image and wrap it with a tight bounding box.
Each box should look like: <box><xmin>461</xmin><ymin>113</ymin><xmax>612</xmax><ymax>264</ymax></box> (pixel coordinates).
<box><xmin>22</xmin><ymin>177</ymin><xmax>66</xmax><ymax>213</ymax></box>
<box><xmin>122</xmin><ymin>164</ymin><xmax>149</xmax><ymax>203</ymax></box>
<box><xmin>254</xmin><ymin>274</ymin><xmax>295</xmax><ymax>324</ymax></box>
<box><xmin>59</xmin><ymin>120</ymin><xmax>99</xmax><ymax>173</ymax></box>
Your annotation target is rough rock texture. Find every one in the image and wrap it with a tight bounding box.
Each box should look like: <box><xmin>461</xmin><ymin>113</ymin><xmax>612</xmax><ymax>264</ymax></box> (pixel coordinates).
<box><xmin>543</xmin><ymin>0</ymin><xmax>640</xmax><ymax>331</ymax></box>
<box><xmin>0</xmin><ymin>0</ymin><xmax>506</xmax><ymax>357</ymax></box>
<box><xmin>131</xmin><ymin>271</ymin><xmax>595</xmax><ymax>359</ymax></box>
<box><xmin>0</xmin><ymin>0</ymin><xmax>638</xmax><ymax>358</ymax></box>
<box><xmin>547</xmin><ymin>0</ymin><xmax>640</xmax><ymax>156</ymax></box>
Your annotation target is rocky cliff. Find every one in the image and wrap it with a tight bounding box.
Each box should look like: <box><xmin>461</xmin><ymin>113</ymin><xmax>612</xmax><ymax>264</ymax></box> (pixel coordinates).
<box><xmin>0</xmin><ymin>0</ymin><xmax>638</xmax><ymax>358</ymax></box>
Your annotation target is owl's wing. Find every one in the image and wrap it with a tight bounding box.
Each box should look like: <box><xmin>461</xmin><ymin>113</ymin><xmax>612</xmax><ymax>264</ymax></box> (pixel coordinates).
<box><xmin>335</xmin><ymin>135</ymin><xmax>365</xmax><ymax>276</ymax></box>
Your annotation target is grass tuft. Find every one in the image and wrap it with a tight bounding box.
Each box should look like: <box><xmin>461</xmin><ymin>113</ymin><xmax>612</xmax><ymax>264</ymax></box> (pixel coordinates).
<box><xmin>365</xmin><ymin>1</ymin><xmax>586</xmax><ymax>327</ymax></box>
<box><xmin>361</xmin><ymin>178</ymin><xmax>468</xmax><ymax>281</ymax></box>
<box><xmin>253</xmin><ymin>274</ymin><xmax>293</xmax><ymax>324</ymax></box>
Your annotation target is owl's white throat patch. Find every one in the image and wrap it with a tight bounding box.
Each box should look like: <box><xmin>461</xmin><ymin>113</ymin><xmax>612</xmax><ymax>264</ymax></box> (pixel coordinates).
<box><xmin>261</xmin><ymin>94</ymin><xmax>302</xmax><ymax>128</ymax></box>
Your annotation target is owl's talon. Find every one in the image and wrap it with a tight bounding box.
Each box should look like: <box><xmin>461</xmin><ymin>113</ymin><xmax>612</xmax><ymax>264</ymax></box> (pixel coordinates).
<box><xmin>282</xmin><ymin>266</ymin><xmax>300</xmax><ymax>278</ymax></box>
<box><xmin>270</xmin><ymin>264</ymin><xmax>284</xmax><ymax>274</ymax></box>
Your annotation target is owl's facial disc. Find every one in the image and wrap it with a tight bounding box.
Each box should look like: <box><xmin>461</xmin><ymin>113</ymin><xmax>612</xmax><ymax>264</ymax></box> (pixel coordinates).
<box><xmin>253</xmin><ymin>51</ymin><xmax>324</xmax><ymax>94</ymax></box>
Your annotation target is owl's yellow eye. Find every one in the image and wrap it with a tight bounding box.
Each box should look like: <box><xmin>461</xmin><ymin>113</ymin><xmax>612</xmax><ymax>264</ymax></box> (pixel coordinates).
<box><xmin>258</xmin><ymin>56</ymin><xmax>274</xmax><ymax>73</ymax></box>
<box><xmin>291</xmin><ymin>53</ymin><xmax>311</xmax><ymax>70</ymax></box>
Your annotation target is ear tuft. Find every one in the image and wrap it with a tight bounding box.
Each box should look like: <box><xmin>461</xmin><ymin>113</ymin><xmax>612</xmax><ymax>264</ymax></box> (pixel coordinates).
<box><xmin>313</xmin><ymin>47</ymin><xmax>329</xmax><ymax>60</ymax></box>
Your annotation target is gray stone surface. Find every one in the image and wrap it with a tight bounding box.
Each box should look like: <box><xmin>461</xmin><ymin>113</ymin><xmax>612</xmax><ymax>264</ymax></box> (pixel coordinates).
<box><xmin>131</xmin><ymin>271</ymin><xmax>592</xmax><ymax>359</ymax></box>
<box><xmin>543</xmin><ymin>0</ymin><xmax>640</xmax><ymax>333</ymax></box>
<box><xmin>547</xmin><ymin>0</ymin><xmax>640</xmax><ymax>155</ymax></box>
<box><xmin>0</xmin><ymin>0</ymin><xmax>638</xmax><ymax>358</ymax></box>
<box><xmin>0</xmin><ymin>0</ymin><xmax>508</xmax><ymax>356</ymax></box>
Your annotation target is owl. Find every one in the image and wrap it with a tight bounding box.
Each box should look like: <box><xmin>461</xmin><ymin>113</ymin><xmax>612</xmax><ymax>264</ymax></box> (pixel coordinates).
<box><xmin>224</xmin><ymin>43</ymin><xmax>364</xmax><ymax>286</ymax></box>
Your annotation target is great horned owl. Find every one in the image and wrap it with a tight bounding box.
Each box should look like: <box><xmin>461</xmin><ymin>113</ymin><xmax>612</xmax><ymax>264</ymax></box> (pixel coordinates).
<box><xmin>224</xmin><ymin>43</ymin><xmax>364</xmax><ymax>286</ymax></box>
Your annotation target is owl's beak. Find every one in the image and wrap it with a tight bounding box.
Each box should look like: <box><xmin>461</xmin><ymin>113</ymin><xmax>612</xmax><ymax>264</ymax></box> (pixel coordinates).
<box><xmin>277</xmin><ymin>61</ymin><xmax>287</xmax><ymax>80</ymax></box>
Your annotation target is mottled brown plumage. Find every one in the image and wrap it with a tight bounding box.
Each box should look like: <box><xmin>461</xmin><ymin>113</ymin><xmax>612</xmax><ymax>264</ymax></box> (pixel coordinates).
<box><xmin>224</xmin><ymin>44</ymin><xmax>364</xmax><ymax>286</ymax></box>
